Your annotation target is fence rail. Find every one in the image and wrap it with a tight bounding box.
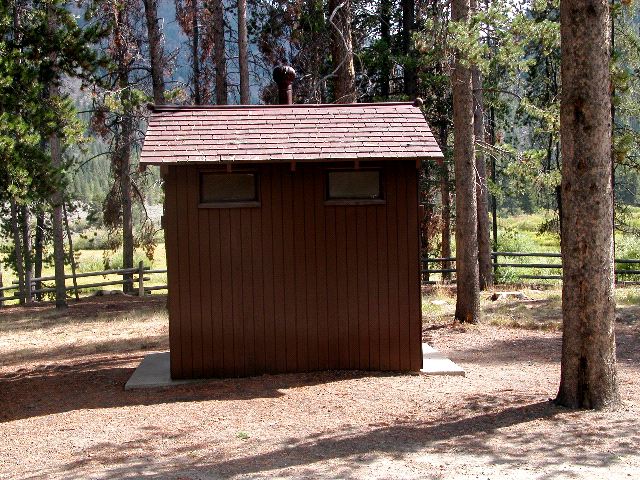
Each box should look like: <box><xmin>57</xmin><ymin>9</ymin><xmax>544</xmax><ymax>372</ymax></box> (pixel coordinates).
<box><xmin>422</xmin><ymin>251</ymin><xmax>640</xmax><ymax>284</ymax></box>
<box><xmin>0</xmin><ymin>261</ymin><xmax>168</xmax><ymax>306</ymax></box>
<box><xmin>4</xmin><ymin>251</ymin><xmax>640</xmax><ymax>304</ymax></box>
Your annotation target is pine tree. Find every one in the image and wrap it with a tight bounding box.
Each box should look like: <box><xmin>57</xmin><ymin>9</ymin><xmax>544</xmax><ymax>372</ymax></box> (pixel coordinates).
<box><xmin>556</xmin><ymin>0</ymin><xmax>620</xmax><ymax>410</ymax></box>
<box><xmin>209</xmin><ymin>0</ymin><xmax>227</xmax><ymax>104</ymax></box>
<box><xmin>1</xmin><ymin>0</ymin><xmax>102</xmax><ymax>307</ymax></box>
<box><xmin>328</xmin><ymin>0</ymin><xmax>356</xmax><ymax>102</ymax></box>
<box><xmin>238</xmin><ymin>0</ymin><xmax>250</xmax><ymax>104</ymax></box>
<box><xmin>451</xmin><ymin>0</ymin><xmax>480</xmax><ymax>323</ymax></box>
<box><xmin>143</xmin><ymin>0</ymin><xmax>166</xmax><ymax>105</ymax></box>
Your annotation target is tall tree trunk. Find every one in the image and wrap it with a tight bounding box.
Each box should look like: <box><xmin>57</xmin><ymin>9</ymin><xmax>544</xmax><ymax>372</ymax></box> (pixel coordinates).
<box><xmin>211</xmin><ymin>0</ymin><xmax>228</xmax><ymax>104</ymax></box>
<box><xmin>401</xmin><ymin>0</ymin><xmax>416</xmax><ymax>96</ymax></box>
<box><xmin>238</xmin><ymin>0</ymin><xmax>250</xmax><ymax>104</ymax></box>
<box><xmin>63</xmin><ymin>202</ymin><xmax>80</xmax><ymax>300</ymax></box>
<box><xmin>379</xmin><ymin>0</ymin><xmax>391</xmax><ymax>99</ymax></box>
<box><xmin>328</xmin><ymin>0</ymin><xmax>356</xmax><ymax>103</ymax></box>
<box><xmin>114</xmin><ymin>3</ymin><xmax>135</xmax><ymax>294</ymax></box>
<box><xmin>10</xmin><ymin>200</ymin><xmax>26</xmax><ymax>305</ymax></box>
<box><xmin>0</xmin><ymin>265</ymin><xmax>4</xmax><ymax>306</ymax></box>
<box><xmin>47</xmin><ymin>6</ymin><xmax>67</xmax><ymax>309</ymax></box>
<box><xmin>20</xmin><ymin>205</ymin><xmax>33</xmax><ymax>303</ymax></box>
<box><xmin>50</xmin><ymin>132</ymin><xmax>67</xmax><ymax>308</ymax></box>
<box><xmin>119</xmin><ymin>94</ymin><xmax>134</xmax><ymax>294</ymax></box>
<box><xmin>489</xmin><ymin>105</ymin><xmax>498</xmax><ymax>257</ymax></box>
<box><xmin>48</xmin><ymin>3</ymin><xmax>67</xmax><ymax>309</ymax></box>
<box><xmin>438</xmin><ymin>124</ymin><xmax>452</xmax><ymax>281</ymax></box>
<box><xmin>610</xmin><ymin>3</ymin><xmax>616</xmax><ymax>270</ymax></box>
<box><xmin>452</xmin><ymin>0</ymin><xmax>480</xmax><ymax>323</ymax></box>
<box><xmin>34</xmin><ymin>210</ymin><xmax>44</xmax><ymax>300</ymax></box>
<box><xmin>472</xmin><ymin>66</ymin><xmax>492</xmax><ymax>289</ymax></box>
<box><xmin>143</xmin><ymin>0</ymin><xmax>166</xmax><ymax>105</ymax></box>
<box><xmin>556</xmin><ymin>0</ymin><xmax>619</xmax><ymax>409</ymax></box>
<box><xmin>49</xmin><ymin>136</ymin><xmax>67</xmax><ymax>307</ymax></box>
<box><xmin>11</xmin><ymin>2</ymin><xmax>26</xmax><ymax>305</ymax></box>
<box><xmin>192</xmin><ymin>0</ymin><xmax>201</xmax><ymax>104</ymax></box>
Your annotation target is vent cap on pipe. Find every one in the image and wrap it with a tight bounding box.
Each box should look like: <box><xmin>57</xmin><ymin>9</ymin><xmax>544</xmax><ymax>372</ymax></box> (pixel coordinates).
<box><xmin>273</xmin><ymin>65</ymin><xmax>296</xmax><ymax>105</ymax></box>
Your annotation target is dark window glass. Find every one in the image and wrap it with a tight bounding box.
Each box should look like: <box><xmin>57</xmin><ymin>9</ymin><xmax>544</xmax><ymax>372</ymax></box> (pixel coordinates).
<box><xmin>200</xmin><ymin>173</ymin><xmax>257</xmax><ymax>203</ymax></box>
<box><xmin>327</xmin><ymin>170</ymin><xmax>381</xmax><ymax>200</ymax></box>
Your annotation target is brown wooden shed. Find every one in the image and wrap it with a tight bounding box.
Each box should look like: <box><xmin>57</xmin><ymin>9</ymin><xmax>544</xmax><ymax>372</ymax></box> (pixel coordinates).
<box><xmin>140</xmin><ymin>97</ymin><xmax>443</xmax><ymax>379</ymax></box>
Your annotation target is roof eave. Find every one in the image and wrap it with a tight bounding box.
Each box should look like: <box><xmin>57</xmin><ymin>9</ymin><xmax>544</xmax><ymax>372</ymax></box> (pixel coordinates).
<box><xmin>139</xmin><ymin>153</ymin><xmax>444</xmax><ymax>166</ymax></box>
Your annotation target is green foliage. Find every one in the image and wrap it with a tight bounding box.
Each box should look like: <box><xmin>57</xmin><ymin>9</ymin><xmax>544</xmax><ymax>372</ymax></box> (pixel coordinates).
<box><xmin>0</xmin><ymin>0</ymin><xmax>105</xmax><ymax>205</ymax></box>
<box><xmin>497</xmin><ymin>226</ymin><xmax>538</xmax><ymax>253</ymax></box>
<box><xmin>615</xmin><ymin>234</ymin><xmax>640</xmax><ymax>265</ymax></box>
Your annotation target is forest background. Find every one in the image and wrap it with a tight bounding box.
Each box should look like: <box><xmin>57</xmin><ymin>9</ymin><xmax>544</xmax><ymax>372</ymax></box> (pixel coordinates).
<box><xmin>2</xmin><ymin>0</ymin><xmax>640</xmax><ymax>301</ymax></box>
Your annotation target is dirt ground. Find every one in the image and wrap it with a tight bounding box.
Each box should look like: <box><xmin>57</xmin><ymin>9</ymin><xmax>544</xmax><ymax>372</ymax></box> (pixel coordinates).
<box><xmin>1</xmin><ymin>291</ymin><xmax>639</xmax><ymax>479</ymax></box>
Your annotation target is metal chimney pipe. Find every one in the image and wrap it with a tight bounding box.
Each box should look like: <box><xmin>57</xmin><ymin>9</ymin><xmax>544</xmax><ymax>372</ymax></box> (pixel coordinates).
<box><xmin>273</xmin><ymin>65</ymin><xmax>296</xmax><ymax>105</ymax></box>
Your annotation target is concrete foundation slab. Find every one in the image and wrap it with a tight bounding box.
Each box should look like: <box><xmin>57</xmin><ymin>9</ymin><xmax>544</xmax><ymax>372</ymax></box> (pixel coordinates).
<box><xmin>420</xmin><ymin>343</ymin><xmax>465</xmax><ymax>376</ymax></box>
<box><xmin>125</xmin><ymin>352</ymin><xmax>201</xmax><ymax>390</ymax></box>
<box><xmin>126</xmin><ymin>343</ymin><xmax>464</xmax><ymax>389</ymax></box>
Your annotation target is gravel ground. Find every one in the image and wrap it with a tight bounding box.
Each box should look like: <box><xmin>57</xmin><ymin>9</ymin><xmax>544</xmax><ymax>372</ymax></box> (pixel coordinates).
<box><xmin>1</xmin><ymin>294</ymin><xmax>639</xmax><ymax>479</ymax></box>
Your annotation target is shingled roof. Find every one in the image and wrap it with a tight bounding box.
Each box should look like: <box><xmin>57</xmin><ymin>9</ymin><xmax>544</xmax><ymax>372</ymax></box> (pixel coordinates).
<box><xmin>140</xmin><ymin>102</ymin><xmax>443</xmax><ymax>165</ymax></box>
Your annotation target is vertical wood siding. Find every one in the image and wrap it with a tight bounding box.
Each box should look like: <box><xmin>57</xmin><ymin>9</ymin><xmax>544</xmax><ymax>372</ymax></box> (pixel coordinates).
<box><xmin>164</xmin><ymin>161</ymin><xmax>422</xmax><ymax>378</ymax></box>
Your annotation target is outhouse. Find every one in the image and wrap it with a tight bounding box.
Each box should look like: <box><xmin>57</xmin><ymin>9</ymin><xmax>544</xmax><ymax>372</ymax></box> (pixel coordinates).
<box><xmin>140</xmin><ymin>68</ymin><xmax>444</xmax><ymax>379</ymax></box>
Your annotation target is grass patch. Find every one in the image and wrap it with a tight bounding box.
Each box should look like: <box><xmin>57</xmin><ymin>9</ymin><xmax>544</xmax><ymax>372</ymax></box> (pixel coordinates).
<box><xmin>486</xmin><ymin>314</ymin><xmax>561</xmax><ymax>332</ymax></box>
<box><xmin>424</xmin><ymin>286</ymin><xmax>639</xmax><ymax>331</ymax></box>
<box><xmin>423</xmin><ymin>287</ymin><xmax>564</xmax><ymax>331</ymax></box>
<box><xmin>0</xmin><ymin>296</ymin><xmax>168</xmax><ymax>366</ymax></box>
<box><xmin>617</xmin><ymin>288</ymin><xmax>640</xmax><ymax>305</ymax></box>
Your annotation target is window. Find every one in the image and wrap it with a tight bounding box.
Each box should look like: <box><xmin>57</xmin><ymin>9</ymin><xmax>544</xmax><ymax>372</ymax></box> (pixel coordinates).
<box><xmin>326</xmin><ymin>170</ymin><xmax>382</xmax><ymax>202</ymax></box>
<box><xmin>200</xmin><ymin>172</ymin><xmax>259</xmax><ymax>206</ymax></box>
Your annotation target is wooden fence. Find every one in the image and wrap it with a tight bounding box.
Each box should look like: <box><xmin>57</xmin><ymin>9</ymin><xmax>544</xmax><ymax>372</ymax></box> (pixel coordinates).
<box><xmin>0</xmin><ymin>261</ymin><xmax>168</xmax><ymax>306</ymax></box>
<box><xmin>422</xmin><ymin>251</ymin><xmax>640</xmax><ymax>284</ymax></box>
<box><xmin>4</xmin><ymin>251</ymin><xmax>640</xmax><ymax>304</ymax></box>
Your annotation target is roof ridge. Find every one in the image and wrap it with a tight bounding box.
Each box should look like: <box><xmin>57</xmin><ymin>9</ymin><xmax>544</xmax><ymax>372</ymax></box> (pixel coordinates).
<box><xmin>149</xmin><ymin>102</ymin><xmax>418</xmax><ymax>112</ymax></box>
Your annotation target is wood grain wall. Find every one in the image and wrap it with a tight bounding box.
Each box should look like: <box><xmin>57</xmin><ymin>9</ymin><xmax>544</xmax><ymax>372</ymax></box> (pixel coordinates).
<box><xmin>164</xmin><ymin>161</ymin><xmax>422</xmax><ymax>379</ymax></box>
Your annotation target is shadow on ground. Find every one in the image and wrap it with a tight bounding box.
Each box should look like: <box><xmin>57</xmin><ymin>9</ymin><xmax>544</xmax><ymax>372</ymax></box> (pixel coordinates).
<box><xmin>1</xmin><ymin>355</ymin><xmax>388</xmax><ymax>423</ymax></box>
<box><xmin>49</xmin><ymin>397</ymin><xmax>640</xmax><ymax>480</ymax></box>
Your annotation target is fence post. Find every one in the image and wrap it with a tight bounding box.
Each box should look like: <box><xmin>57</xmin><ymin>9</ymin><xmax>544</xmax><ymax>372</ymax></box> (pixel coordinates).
<box><xmin>25</xmin><ymin>271</ymin><xmax>33</xmax><ymax>304</ymax></box>
<box><xmin>0</xmin><ymin>268</ymin><xmax>4</xmax><ymax>307</ymax></box>
<box><xmin>138</xmin><ymin>261</ymin><xmax>145</xmax><ymax>297</ymax></box>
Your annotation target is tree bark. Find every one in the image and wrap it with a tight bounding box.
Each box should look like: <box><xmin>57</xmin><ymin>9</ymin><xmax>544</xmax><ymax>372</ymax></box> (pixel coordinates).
<box><xmin>489</xmin><ymin>105</ymin><xmax>498</xmax><ymax>259</ymax></box>
<box><xmin>238</xmin><ymin>0</ymin><xmax>250</xmax><ymax>104</ymax></box>
<box><xmin>438</xmin><ymin>124</ymin><xmax>452</xmax><ymax>281</ymax></box>
<box><xmin>211</xmin><ymin>0</ymin><xmax>227</xmax><ymax>104</ymax></box>
<box><xmin>34</xmin><ymin>210</ymin><xmax>44</xmax><ymax>300</ymax></box>
<box><xmin>0</xmin><ymin>265</ymin><xmax>4</xmax><ymax>306</ymax></box>
<box><xmin>10</xmin><ymin>200</ymin><xmax>26</xmax><ymax>305</ymax></box>
<box><xmin>472</xmin><ymin>66</ymin><xmax>492</xmax><ymax>289</ymax></box>
<box><xmin>63</xmin><ymin>201</ymin><xmax>80</xmax><ymax>301</ymax></box>
<box><xmin>328</xmin><ymin>0</ymin><xmax>356</xmax><ymax>103</ymax></box>
<box><xmin>556</xmin><ymin>0</ymin><xmax>619</xmax><ymax>410</ymax></box>
<box><xmin>10</xmin><ymin>1</ymin><xmax>26</xmax><ymax>305</ymax></box>
<box><xmin>452</xmin><ymin>0</ymin><xmax>480</xmax><ymax>323</ymax></box>
<box><xmin>401</xmin><ymin>0</ymin><xmax>416</xmax><ymax>96</ymax></box>
<box><xmin>20</xmin><ymin>205</ymin><xmax>33</xmax><ymax>303</ymax></box>
<box><xmin>114</xmin><ymin>2</ymin><xmax>135</xmax><ymax>294</ymax></box>
<box><xmin>49</xmin><ymin>131</ymin><xmax>67</xmax><ymax>308</ymax></box>
<box><xmin>143</xmin><ymin>0</ymin><xmax>166</xmax><ymax>105</ymax></box>
<box><xmin>47</xmin><ymin>6</ymin><xmax>67</xmax><ymax>309</ymax></box>
<box><xmin>379</xmin><ymin>0</ymin><xmax>391</xmax><ymax>99</ymax></box>
<box><xmin>192</xmin><ymin>0</ymin><xmax>201</xmax><ymax>104</ymax></box>
<box><xmin>119</xmin><ymin>96</ymin><xmax>134</xmax><ymax>294</ymax></box>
